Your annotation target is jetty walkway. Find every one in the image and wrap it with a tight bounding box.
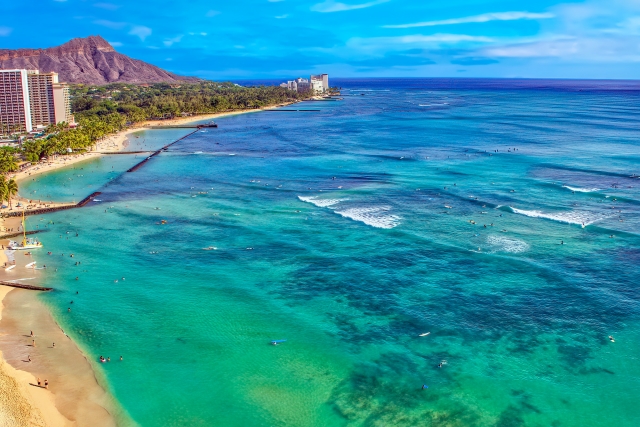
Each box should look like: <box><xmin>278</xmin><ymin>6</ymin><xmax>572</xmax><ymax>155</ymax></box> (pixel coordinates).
<box><xmin>2</xmin><ymin>192</ymin><xmax>102</xmax><ymax>219</ymax></box>
<box><xmin>0</xmin><ymin>229</ymin><xmax>47</xmax><ymax>240</ymax></box>
<box><xmin>0</xmin><ymin>281</ymin><xmax>52</xmax><ymax>292</ymax></box>
<box><xmin>263</xmin><ymin>109</ymin><xmax>321</xmax><ymax>112</ymax></box>
<box><xmin>150</xmin><ymin>123</ymin><xmax>218</xmax><ymax>129</ymax></box>
<box><xmin>126</xmin><ymin>129</ymin><xmax>199</xmax><ymax>173</ymax></box>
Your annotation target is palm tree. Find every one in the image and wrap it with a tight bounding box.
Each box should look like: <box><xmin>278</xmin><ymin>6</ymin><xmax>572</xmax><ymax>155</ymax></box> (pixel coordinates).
<box><xmin>0</xmin><ymin>176</ymin><xmax>7</xmax><ymax>209</ymax></box>
<box><xmin>6</xmin><ymin>179</ymin><xmax>18</xmax><ymax>210</ymax></box>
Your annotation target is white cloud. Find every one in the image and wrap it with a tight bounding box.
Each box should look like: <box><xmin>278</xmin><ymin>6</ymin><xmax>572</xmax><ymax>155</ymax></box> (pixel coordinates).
<box><xmin>163</xmin><ymin>35</ymin><xmax>184</xmax><ymax>47</ymax></box>
<box><xmin>348</xmin><ymin>33</ymin><xmax>494</xmax><ymax>51</ymax></box>
<box><xmin>108</xmin><ymin>41</ymin><xmax>123</xmax><ymax>47</ymax></box>
<box><xmin>275</xmin><ymin>14</ymin><xmax>289</xmax><ymax>19</ymax></box>
<box><xmin>482</xmin><ymin>35</ymin><xmax>640</xmax><ymax>61</ymax></box>
<box><xmin>206</xmin><ymin>10</ymin><xmax>220</xmax><ymax>17</ymax></box>
<box><xmin>0</xmin><ymin>27</ymin><xmax>12</xmax><ymax>36</ymax></box>
<box><xmin>94</xmin><ymin>20</ymin><xmax>126</xmax><ymax>29</ymax></box>
<box><xmin>129</xmin><ymin>25</ymin><xmax>152</xmax><ymax>41</ymax></box>
<box><xmin>312</xmin><ymin>0</ymin><xmax>389</xmax><ymax>13</ymax></box>
<box><xmin>200</xmin><ymin>32</ymin><xmax>208</xmax><ymax>36</ymax></box>
<box><xmin>384</xmin><ymin>11</ymin><xmax>555</xmax><ymax>29</ymax></box>
<box><xmin>94</xmin><ymin>2</ymin><xmax>120</xmax><ymax>10</ymax></box>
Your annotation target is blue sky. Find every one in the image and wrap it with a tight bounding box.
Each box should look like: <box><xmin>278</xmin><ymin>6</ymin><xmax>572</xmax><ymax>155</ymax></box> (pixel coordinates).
<box><xmin>2</xmin><ymin>0</ymin><xmax>640</xmax><ymax>79</ymax></box>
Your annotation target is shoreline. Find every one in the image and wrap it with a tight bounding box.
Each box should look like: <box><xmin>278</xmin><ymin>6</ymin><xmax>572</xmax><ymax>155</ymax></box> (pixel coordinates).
<box><xmin>0</xmin><ymin>286</ymin><xmax>70</xmax><ymax>427</ymax></box>
<box><xmin>0</xmin><ymin>102</ymin><xmax>297</xmax><ymax>426</ymax></box>
<box><xmin>0</xmin><ymin>287</ymin><xmax>122</xmax><ymax>426</ymax></box>
<box><xmin>0</xmin><ymin>99</ymin><xmax>300</xmax><ymax>427</ymax></box>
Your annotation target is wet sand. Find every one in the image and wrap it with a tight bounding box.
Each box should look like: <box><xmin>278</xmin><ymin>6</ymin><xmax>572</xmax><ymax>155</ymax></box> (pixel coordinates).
<box><xmin>0</xmin><ymin>286</ymin><xmax>121</xmax><ymax>426</ymax></box>
<box><xmin>0</xmin><ymin>286</ymin><xmax>73</xmax><ymax>426</ymax></box>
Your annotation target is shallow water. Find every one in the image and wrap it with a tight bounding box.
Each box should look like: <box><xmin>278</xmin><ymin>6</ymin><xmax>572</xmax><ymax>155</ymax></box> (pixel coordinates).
<box><xmin>20</xmin><ymin>78</ymin><xmax>640</xmax><ymax>426</ymax></box>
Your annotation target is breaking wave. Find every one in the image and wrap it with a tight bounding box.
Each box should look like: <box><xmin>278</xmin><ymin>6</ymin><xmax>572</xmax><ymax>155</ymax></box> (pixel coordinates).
<box><xmin>487</xmin><ymin>235</ymin><xmax>529</xmax><ymax>253</ymax></box>
<box><xmin>297</xmin><ymin>196</ymin><xmax>347</xmax><ymax>208</ymax></box>
<box><xmin>562</xmin><ymin>185</ymin><xmax>600</xmax><ymax>193</ymax></box>
<box><xmin>334</xmin><ymin>206</ymin><xmax>401</xmax><ymax>229</ymax></box>
<box><xmin>509</xmin><ymin>207</ymin><xmax>610</xmax><ymax>227</ymax></box>
<box><xmin>298</xmin><ymin>196</ymin><xmax>401</xmax><ymax>229</ymax></box>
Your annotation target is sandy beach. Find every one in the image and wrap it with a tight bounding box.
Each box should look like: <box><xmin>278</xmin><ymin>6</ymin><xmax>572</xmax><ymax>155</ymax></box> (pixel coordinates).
<box><xmin>0</xmin><ymin>287</ymin><xmax>72</xmax><ymax>427</ymax></box>
<box><xmin>0</xmin><ymin>286</ymin><xmax>120</xmax><ymax>426</ymax></box>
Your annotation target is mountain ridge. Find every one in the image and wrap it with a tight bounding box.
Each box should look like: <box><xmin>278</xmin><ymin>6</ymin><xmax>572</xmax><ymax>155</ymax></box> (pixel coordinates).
<box><xmin>0</xmin><ymin>36</ymin><xmax>196</xmax><ymax>85</ymax></box>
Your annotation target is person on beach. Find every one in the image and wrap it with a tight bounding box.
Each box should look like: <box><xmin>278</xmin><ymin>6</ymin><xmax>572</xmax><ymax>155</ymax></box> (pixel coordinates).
<box><xmin>37</xmin><ymin>378</ymin><xmax>41</xmax><ymax>387</ymax></box>
<box><xmin>52</xmin><ymin>343</ymin><xmax>55</xmax><ymax>348</ymax></box>
<box><xmin>30</xmin><ymin>331</ymin><xmax>34</xmax><ymax>337</ymax></box>
<box><xmin>28</xmin><ymin>355</ymin><xmax>31</xmax><ymax>362</ymax></box>
<box><xmin>44</xmin><ymin>379</ymin><xmax>48</xmax><ymax>389</ymax></box>
<box><xmin>32</xmin><ymin>340</ymin><xmax>35</xmax><ymax>347</ymax></box>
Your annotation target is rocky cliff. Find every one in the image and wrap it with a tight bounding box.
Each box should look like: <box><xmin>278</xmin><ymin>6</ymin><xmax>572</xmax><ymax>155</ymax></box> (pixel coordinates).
<box><xmin>0</xmin><ymin>36</ymin><xmax>194</xmax><ymax>84</ymax></box>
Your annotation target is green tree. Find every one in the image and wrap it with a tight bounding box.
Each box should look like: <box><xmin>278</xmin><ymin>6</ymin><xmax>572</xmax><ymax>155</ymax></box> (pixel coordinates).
<box><xmin>0</xmin><ymin>176</ymin><xmax>7</xmax><ymax>208</ymax></box>
<box><xmin>6</xmin><ymin>178</ymin><xmax>17</xmax><ymax>209</ymax></box>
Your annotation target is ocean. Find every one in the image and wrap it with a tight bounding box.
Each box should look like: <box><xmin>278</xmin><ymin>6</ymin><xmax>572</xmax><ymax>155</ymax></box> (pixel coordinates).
<box><xmin>20</xmin><ymin>78</ymin><xmax>640</xmax><ymax>426</ymax></box>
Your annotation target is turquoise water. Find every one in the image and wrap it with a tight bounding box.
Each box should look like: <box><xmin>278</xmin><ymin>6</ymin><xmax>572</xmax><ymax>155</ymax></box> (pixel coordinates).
<box><xmin>21</xmin><ymin>79</ymin><xmax>640</xmax><ymax>426</ymax></box>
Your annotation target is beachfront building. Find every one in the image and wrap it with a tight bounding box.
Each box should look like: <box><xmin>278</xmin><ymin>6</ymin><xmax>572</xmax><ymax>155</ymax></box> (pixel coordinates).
<box><xmin>280</xmin><ymin>74</ymin><xmax>328</xmax><ymax>93</ymax></box>
<box><xmin>0</xmin><ymin>69</ymin><xmax>74</xmax><ymax>135</ymax></box>
<box><xmin>27</xmin><ymin>71</ymin><xmax>74</xmax><ymax>128</ymax></box>
<box><xmin>0</xmin><ymin>69</ymin><xmax>32</xmax><ymax>134</ymax></box>
<box><xmin>310</xmin><ymin>74</ymin><xmax>329</xmax><ymax>93</ymax></box>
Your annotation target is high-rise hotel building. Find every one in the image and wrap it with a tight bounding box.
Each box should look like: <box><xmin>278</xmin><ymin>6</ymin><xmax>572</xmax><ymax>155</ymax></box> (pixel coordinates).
<box><xmin>0</xmin><ymin>70</ymin><xmax>32</xmax><ymax>134</ymax></box>
<box><xmin>0</xmin><ymin>69</ymin><xmax>74</xmax><ymax>134</ymax></box>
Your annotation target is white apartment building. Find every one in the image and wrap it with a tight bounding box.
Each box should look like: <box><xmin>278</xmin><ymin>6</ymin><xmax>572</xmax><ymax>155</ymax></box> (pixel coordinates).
<box><xmin>280</xmin><ymin>74</ymin><xmax>329</xmax><ymax>94</ymax></box>
<box><xmin>0</xmin><ymin>69</ymin><xmax>74</xmax><ymax>134</ymax></box>
<box><xmin>310</xmin><ymin>74</ymin><xmax>329</xmax><ymax>92</ymax></box>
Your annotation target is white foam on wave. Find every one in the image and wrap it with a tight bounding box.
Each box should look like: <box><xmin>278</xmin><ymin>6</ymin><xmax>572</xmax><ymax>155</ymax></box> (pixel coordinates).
<box><xmin>562</xmin><ymin>185</ymin><xmax>600</xmax><ymax>193</ymax></box>
<box><xmin>334</xmin><ymin>206</ymin><xmax>401</xmax><ymax>229</ymax></box>
<box><xmin>487</xmin><ymin>235</ymin><xmax>529</xmax><ymax>253</ymax></box>
<box><xmin>297</xmin><ymin>196</ymin><xmax>347</xmax><ymax>208</ymax></box>
<box><xmin>298</xmin><ymin>196</ymin><xmax>401</xmax><ymax>229</ymax></box>
<box><xmin>511</xmin><ymin>207</ymin><xmax>609</xmax><ymax>226</ymax></box>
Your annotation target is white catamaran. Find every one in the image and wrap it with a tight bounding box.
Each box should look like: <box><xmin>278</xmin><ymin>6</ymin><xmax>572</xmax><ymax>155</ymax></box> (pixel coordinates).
<box><xmin>8</xmin><ymin>210</ymin><xmax>43</xmax><ymax>251</ymax></box>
